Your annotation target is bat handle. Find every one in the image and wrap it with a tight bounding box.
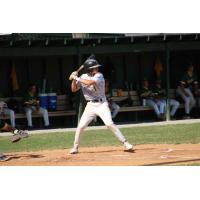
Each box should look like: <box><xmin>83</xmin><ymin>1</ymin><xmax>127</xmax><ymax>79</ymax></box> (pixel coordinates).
<box><xmin>68</xmin><ymin>70</ymin><xmax>78</xmax><ymax>80</ymax></box>
<box><xmin>68</xmin><ymin>64</ymin><xmax>84</xmax><ymax>80</ymax></box>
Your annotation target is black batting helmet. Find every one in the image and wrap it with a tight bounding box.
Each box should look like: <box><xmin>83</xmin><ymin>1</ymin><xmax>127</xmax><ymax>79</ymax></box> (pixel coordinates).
<box><xmin>84</xmin><ymin>59</ymin><xmax>101</xmax><ymax>73</ymax></box>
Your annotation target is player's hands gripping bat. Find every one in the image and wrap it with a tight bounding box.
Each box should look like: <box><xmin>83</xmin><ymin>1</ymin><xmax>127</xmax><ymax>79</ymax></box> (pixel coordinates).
<box><xmin>68</xmin><ymin>54</ymin><xmax>95</xmax><ymax>80</ymax></box>
<box><xmin>69</xmin><ymin>66</ymin><xmax>84</xmax><ymax>80</ymax></box>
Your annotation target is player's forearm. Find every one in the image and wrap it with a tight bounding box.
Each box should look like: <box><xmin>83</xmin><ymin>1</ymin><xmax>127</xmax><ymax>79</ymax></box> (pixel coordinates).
<box><xmin>24</xmin><ymin>100</ymin><xmax>38</xmax><ymax>105</ymax></box>
<box><xmin>71</xmin><ymin>80</ymin><xmax>79</xmax><ymax>92</ymax></box>
<box><xmin>24</xmin><ymin>102</ymin><xmax>31</xmax><ymax>106</ymax></box>
<box><xmin>141</xmin><ymin>92</ymin><xmax>151</xmax><ymax>98</ymax></box>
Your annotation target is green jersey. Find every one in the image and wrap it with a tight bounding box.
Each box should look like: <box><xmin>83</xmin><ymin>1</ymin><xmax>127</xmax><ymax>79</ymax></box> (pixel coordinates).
<box><xmin>24</xmin><ymin>92</ymin><xmax>38</xmax><ymax>106</ymax></box>
<box><xmin>180</xmin><ymin>72</ymin><xmax>198</xmax><ymax>88</ymax></box>
<box><xmin>152</xmin><ymin>86</ymin><xmax>166</xmax><ymax>98</ymax></box>
<box><xmin>140</xmin><ymin>87</ymin><xmax>153</xmax><ymax>99</ymax></box>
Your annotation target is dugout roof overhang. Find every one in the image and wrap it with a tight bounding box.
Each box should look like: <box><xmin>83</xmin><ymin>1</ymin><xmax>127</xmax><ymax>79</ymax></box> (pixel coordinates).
<box><xmin>0</xmin><ymin>33</ymin><xmax>200</xmax><ymax>57</ymax></box>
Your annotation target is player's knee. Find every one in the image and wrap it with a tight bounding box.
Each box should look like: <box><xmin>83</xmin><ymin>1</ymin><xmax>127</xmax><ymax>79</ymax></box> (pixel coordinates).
<box><xmin>106</xmin><ymin>123</ymin><xmax>115</xmax><ymax>129</ymax></box>
<box><xmin>176</xmin><ymin>101</ymin><xmax>180</xmax><ymax>107</ymax></box>
<box><xmin>9</xmin><ymin>110</ymin><xmax>15</xmax><ymax>117</ymax></box>
<box><xmin>43</xmin><ymin>109</ymin><xmax>48</xmax><ymax>115</ymax></box>
<box><xmin>26</xmin><ymin>109</ymin><xmax>32</xmax><ymax>115</ymax></box>
<box><xmin>77</xmin><ymin>124</ymin><xmax>87</xmax><ymax>131</ymax></box>
<box><xmin>116</xmin><ymin>105</ymin><xmax>120</xmax><ymax>111</ymax></box>
<box><xmin>152</xmin><ymin>104</ymin><xmax>157</xmax><ymax>109</ymax></box>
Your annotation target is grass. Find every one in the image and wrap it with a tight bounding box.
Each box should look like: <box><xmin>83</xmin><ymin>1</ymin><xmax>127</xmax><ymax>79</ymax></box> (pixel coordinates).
<box><xmin>0</xmin><ymin>123</ymin><xmax>200</xmax><ymax>153</ymax></box>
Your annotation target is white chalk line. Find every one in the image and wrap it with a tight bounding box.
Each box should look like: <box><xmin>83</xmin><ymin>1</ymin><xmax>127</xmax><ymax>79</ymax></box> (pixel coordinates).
<box><xmin>161</xmin><ymin>149</ymin><xmax>174</xmax><ymax>153</ymax></box>
<box><xmin>160</xmin><ymin>155</ymin><xmax>200</xmax><ymax>159</ymax></box>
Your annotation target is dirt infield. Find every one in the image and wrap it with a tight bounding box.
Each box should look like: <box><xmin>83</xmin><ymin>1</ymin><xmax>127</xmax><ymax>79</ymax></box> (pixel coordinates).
<box><xmin>1</xmin><ymin>144</ymin><xmax>200</xmax><ymax>166</ymax></box>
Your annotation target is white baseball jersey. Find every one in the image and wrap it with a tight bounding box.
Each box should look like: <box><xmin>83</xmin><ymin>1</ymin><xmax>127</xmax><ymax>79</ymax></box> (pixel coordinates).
<box><xmin>78</xmin><ymin>72</ymin><xmax>106</xmax><ymax>101</ymax></box>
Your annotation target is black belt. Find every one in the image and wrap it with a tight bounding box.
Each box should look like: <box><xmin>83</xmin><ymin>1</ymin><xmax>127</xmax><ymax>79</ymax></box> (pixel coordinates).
<box><xmin>87</xmin><ymin>98</ymin><xmax>103</xmax><ymax>103</ymax></box>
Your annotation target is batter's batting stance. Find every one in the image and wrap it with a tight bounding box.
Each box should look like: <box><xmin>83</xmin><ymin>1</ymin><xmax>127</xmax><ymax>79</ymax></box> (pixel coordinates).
<box><xmin>69</xmin><ymin>57</ymin><xmax>134</xmax><ymax>154</ymax></box>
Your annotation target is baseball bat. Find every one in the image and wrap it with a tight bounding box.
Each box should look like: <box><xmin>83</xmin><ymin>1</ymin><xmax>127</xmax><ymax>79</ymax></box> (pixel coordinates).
<box><xmin>68</xmin><ymin>54</ymin><xmax>95</xmax><ymax>80</ymax></box>
<box><xmin>76</xmin><ymin>64</ymin><xmax>85</xmax><ymax>74</ymax></box>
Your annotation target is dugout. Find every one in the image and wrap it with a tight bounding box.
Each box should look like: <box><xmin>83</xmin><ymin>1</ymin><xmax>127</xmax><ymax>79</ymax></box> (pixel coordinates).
<box><xmin>0</xmin><ymin>33</ymin><xmax>200</xmax><ymax>127</ymax></box>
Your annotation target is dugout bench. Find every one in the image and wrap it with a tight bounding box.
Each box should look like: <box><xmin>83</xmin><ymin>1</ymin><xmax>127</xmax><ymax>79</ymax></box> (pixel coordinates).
<box><xmin>0</xmin><ymin>95</ymin><xmax>76</xmax><ymax>128</ymax></box>
<box><xmin>109</xmin><ymin>89</ymin><xmax>184</xmax><ymax>122</ymax></box>
<box><xmin>0</xmin><ymin>90</ymin><xmax>184</xmax><ymax>128</ymax></box>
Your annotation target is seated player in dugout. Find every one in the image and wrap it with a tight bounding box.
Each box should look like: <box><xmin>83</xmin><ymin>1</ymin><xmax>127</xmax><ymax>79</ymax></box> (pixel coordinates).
<box><xmin>0</xmin><ymin>100</ymin><xmax>16</xmax><ymax>128</ymax></box>
<box><xmin>69</xmin><ymin>58</ymin><xmax>133</xmax><ymax>154</ymax></box>
<box><xmin>140</xmin><ymin>79</ymin><xmax>166</xmax><ymax>121</ymax></box>
<box><xmin>194</xmin><ymin>82</ymin><xmax>200</xmax><ymax>112</ymax></box>
<box><xmin>153</xmin><ymin>80</ymin><xmax>180</xmax><ymax>120</ymax></box>
<box><xmin>23</xmin><ymin>84</ymin><xmax>50</xmax><ymax>130</ymax></box>
<box><xmin>0</xmin><ymin>119</ymin><xmax>28</xmax><ymax>162</ymax></box>
<box><xmin>105</xmin><ymin>79</ymin><xmax>120</xmax><ymax>119</ymax></box>
<box><xmin>176</xmin><ymin>64</ymin><xmax>197</xmax><ymax>119</ymax></box>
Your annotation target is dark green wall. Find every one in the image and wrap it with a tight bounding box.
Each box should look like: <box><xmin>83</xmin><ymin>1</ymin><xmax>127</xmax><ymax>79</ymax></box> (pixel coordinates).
<box><xmin>0</xmin><ymin>56</ymin><xmax>76</xmax><ymax>97</ymax></box>
<box><xmin>0</xmin><ymin>50</ymin><xmax>200</xmax><ymax>97</ymax></box>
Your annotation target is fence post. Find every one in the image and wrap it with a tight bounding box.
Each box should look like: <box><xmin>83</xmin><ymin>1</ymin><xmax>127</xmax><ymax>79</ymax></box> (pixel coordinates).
<box><xmin>166</xmin><ymin>44</ymin><xmax>170</xmax><ymax>121</ymax></box>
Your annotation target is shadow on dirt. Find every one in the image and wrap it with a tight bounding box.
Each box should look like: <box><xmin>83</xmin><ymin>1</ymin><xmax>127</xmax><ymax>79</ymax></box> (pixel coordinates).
<box><xmin>81</xmin><ymin>149</ymin><xmax>135</xmax><ymax>154</ymax></box>
<box><xmin>4</xmin><ymin>154</ymin><xmax>44</xmax><ymax>162</ymax></box>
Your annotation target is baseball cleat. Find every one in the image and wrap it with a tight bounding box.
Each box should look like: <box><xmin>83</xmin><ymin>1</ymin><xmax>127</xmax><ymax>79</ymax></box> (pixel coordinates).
<box><xmin>18</xmin><ymin>130</ymin><xmax>29</xmax><ymax>139</ymax></box>
<box><xmin>124</xmin><ymin>141</ymin><xmax>134</xmax><ymax>152</ymax></box>
<box><xmin>10</xmin><ymin>133</ymin><xmax>21</xmax><ymax>143</ymax></box>
<box><xmin>10</xmin><ymin>130</ymin><xmax>29</xmax><ymax>143</ymax></box>
<box><xmin>69</xmin><ymin>145</ymin><xmax>79</xmax><ymax>154</ymax></box>
<box><xmin>0</xmin><ymin>152</ymin><xmax>4</xmax><ymax>158</ymax></box>
<box><xmin>0</xmin><ymin>153</ymin><xmax>9</xmax><ymax>162</ymax></box>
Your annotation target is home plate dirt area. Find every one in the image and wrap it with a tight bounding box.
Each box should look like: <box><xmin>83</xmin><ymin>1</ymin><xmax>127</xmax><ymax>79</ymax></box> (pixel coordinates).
<box><xmin>1</xmin><ymin>144</ymin><xmax>200</xmax><ymax>166</ymax></box>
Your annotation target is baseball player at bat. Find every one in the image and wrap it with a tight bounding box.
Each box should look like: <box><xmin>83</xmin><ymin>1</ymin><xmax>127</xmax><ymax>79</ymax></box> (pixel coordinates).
<box><xmin>69</xmin><ymin>58</ymin><xmax>134</xmax><ymax>154</ymax></box>
<box><xmin>0</xmin><ymin>119</ymin><xmax>28</xmax><ymax>161</ymax></box>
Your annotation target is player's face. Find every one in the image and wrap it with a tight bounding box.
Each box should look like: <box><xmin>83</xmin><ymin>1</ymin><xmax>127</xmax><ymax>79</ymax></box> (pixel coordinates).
<box><xmin>156</xmin><ymin>83</ymin><xmax>161</xmax><ymax>88</ymax></box>
<box><xmin>143</xmin><ymin>80</ymin><xmax>149</xmax><ymax>88</ymax></box>
<box><xmin>91</xmin><ymin>68</ymin><xmax>99</xmax><ymax>76</ymax></box>
<box><xmin>188</xmin><ymin>65</ymin><xmax>194</xmax><ymax>73</ymax></box>
<box><xmin>29</xmin><ymin>86</ymin><xmax>37</xmax><ymax>94</ymax></box>
<box><xmin>156</xmin><ymin>81</ymin><xmax>161</xmax><ymax>88</ymax></box>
